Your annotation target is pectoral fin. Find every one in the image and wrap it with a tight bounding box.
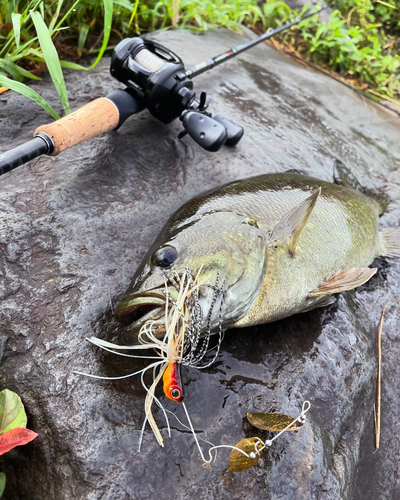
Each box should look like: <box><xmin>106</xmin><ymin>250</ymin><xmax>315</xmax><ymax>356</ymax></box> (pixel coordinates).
<box><xmin>271</xmin><ymin>188</ymin><xmax>321</xmax><ymax>256</ymax></box>
<box><xmin>301</xmin><ymin>295</ymin><xmax>337</xmax><ymax>313</ymax></box>
<box><xmin>309</xmin><ymin>268</ymin><xmax>377</xmax><ymax>297</ymax></box>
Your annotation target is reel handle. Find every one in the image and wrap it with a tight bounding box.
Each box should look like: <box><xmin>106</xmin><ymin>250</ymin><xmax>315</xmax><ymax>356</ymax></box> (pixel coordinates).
<box><xmin>182</xmin><ymin>111</ymin><xmax>227</xmax><ymax>152</ymax></box>
<box><xmin>212</xmin><ymin>115</ymin><xmax>244</xmax><ymax>147</ymax></box>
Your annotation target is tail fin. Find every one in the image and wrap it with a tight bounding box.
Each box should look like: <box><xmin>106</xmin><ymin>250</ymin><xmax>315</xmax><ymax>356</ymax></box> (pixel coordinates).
<box><xmin>380</xmin><ymin>227</ymin><xmax>400</xmax><ymax>258</ymax></box>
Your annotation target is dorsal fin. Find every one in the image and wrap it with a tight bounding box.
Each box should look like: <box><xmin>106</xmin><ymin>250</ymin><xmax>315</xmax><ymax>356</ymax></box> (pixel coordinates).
<box><xmin>271</xmin><ymin>187</ymin><xmax>321</xmax><ymax>256</ymax></box>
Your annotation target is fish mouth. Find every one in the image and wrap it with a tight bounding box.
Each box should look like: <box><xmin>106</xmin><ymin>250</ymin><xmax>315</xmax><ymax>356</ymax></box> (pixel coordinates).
<box><xmin>115</xmin><ymin>281</ymin><xmax>210</xmax><ymax>345</ymax></box>
<box><xmin>115</xmin><ymin>288</ymin><xmax>176</xmax><ymax>345</ymax></box>
<box><xmin>115</xmin><ymin>291</ymin><xmax>166</xmax><ymax>326</ymax></box>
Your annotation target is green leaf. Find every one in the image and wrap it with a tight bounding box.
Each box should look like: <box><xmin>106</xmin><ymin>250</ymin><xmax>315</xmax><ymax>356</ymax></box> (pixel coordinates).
<box><xmin>49</xmin><ymin>0</ymin><xmax>65</xmax><ymax>32</ymax></box>
<box><xmin>60</xmin><ymin>61</ymin><xmax>89</xmax><ymax>71</ymax></box>
<box><xmin>0</xmin><ymin>59</ymin><xmax>22</xmax><ymax>81</ymax></box>
<box><xmin>114</xmin><ymin>0</ymin><xmax>133</xmax><ymax>9</ymax></box>
<box><xmin>0</xmin><ymin>390</ymin><xmax>27</xmax><ymax>435</ymax></box>
<box><xmin>88</xmin><ymin>0</ymin><xmax>113</xmax><ymax>70</ymax></box>
<box><xmin>77</xmin><ymin>24</ymin><xmax>90</xmax><ymax>58</ymax></box>
<box><xmin>247</xmin><ymin>412</ymin><xmax>299</xmax><ymax>431</ymax></box>
<box><xmin>11</xmin><ymin>13</ymin><xmax>21</xmax><ymax>49</ymax></box>
<box><xmin>0</xmin><ymin>0</ymin><xmax>45</xmax><ymax>58</ymax></box>
<box><xmin>128</xmin><ymin>0</ymin><xmax>140</xmax><ymax>28</ymax></box>
<box><xmin>0</xmin><ymin>58</ymin><xmax>41</xmax><ymax>81</ymax></box>
<box><xmin>0</xmin><ymin>76</ymin><xmax>60</xmax><ymax>119</ymax></box>
<box><xmin>31</xmin><ymin>10</ymin><xmax>71</xmax><ymax>114</ymax></box>
<box><xmin>52</xmin><ymin>0</ymin><xmax>80</xmax><ymax>34</ymax></box>
<box><xmin>0</xmin><ymin>472</ymin><xmax>5</xmax><ymax>498</ymax></box>
<box><xmin>228</xmin><ymin>437</ymin><xmax>263</xmax><ymax>472</ymax></box>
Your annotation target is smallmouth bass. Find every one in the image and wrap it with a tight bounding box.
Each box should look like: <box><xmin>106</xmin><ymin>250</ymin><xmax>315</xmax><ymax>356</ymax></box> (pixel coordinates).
<box><xmin>115</xmin><ymin>167</ymin><xmax>400</xmax><ymax>340</ymax></box>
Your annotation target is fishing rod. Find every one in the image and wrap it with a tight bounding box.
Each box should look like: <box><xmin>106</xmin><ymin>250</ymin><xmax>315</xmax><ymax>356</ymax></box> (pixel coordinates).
<box><xmin>0</xmin><ymin>6</ymin><xmax>325</xmax><ymax>177</ymax></box>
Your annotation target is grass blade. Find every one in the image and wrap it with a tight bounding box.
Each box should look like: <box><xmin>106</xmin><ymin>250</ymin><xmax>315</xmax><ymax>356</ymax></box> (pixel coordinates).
<box><xmin>375</xmin><ymin>303</ymin><xmax>388</xmax><ymax>450</ymax></box>
<box><xmin>49</xmin><ymin>0</ymin><xmax>65</xmax><ymax>32</ymax></box>
<box><xmin>60</xmin><ymin>60</ymin><xmax>89</xmax><ymax>70</ymax></box>
<box><xmin>13</xmin><ymin>53</ymin><xmax>89</xmax><ymax>72</ymax></box>
<box><xmin>77</xmin><ymin>23</ymin><xmax>90</xmax><ymax>58</ymax></box>
<box><xmin>31</xmin><ymin>10</ymin><xmax>71</xmax><ymax>114</ymax></box>
<box><xmin>128</xmin><ymin>0</ymin><xmax>140</xmax><ymax>28</ymax></box>
<box><xmin>53</xmin><ymin>0</ymin><xmax>80</xmax><ymax>34</ymax></box>
<box><xmin>0</xmin><ymin>75</ymin><xmax>60</xmax><ymax>120</ymax></box>
<box><xmin>0</xmin><ymin>59</ymin><xmax>23</xmax><ymax>81</ymax></box>
<box><xmin>11</xmin><ymin>12</ymin><xmax>21</xmax><ymax>49</ymax></box>
<box><xmin>113</xmin><ymin>0</ymin><xmax>133</xmax><ymax>8</ymax></box>
<box><xmin>0</xmin><ymin>58</ymin><xmax>41</xmax><ymax>81</ymax></box>
<box><xmin>88</xmin><ymin>0</ymin><xmax>113</xmax><ymax>69</ymax></box>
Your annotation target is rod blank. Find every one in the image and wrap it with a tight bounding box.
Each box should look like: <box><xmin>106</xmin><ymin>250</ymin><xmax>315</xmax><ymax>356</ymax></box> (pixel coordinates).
<box><xmin>185</xmin><ymin>8</ymin><xmax>326</xmax><ymax>79</ymax></box>
<box><xmin>0</xmin><ymin>134</ymin><xmax>52</xmax><ymax>176</ymax></box>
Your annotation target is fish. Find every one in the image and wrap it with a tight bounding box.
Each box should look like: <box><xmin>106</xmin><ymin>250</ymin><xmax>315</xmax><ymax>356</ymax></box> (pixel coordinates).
<box><xmin>115</xmin><ymin>163</ymin><xmax>400</xmax><ymax>344</ymax></box>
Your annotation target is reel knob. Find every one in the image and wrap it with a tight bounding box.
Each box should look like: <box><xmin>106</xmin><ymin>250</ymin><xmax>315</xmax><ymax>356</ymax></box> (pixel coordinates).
<box><xmin>181</xmin><ymin>112</ymin><xmax>227</xmax><ymax>152</ymax></box>
<box><xmin>212</xmin><ymin>114</ymin><xmax>244</xmax><ymax>147</ymax></box>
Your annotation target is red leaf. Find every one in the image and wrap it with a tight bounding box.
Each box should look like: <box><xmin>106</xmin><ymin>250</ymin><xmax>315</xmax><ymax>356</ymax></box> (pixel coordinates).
<box><xmin>0</xmin><ymin>427</ymin><xmax>38</xmax><ymax>455</ymax></box>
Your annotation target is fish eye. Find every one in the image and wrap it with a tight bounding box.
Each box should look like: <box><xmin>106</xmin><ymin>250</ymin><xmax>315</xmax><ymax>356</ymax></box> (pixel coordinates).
<box><xmin>154</xmin><ymin>246</ymin><xmax>178</xmax><ymax>268</ymax></box>
<box><xmin>171</xmin><ymin>388</ymin><xmax>181</xmax><ymax>399</ymax></box>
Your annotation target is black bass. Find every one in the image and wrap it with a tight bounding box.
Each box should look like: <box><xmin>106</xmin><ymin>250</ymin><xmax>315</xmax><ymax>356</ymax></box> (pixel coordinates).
<box><xmin>115</xmin><ymin>167</ymin><xmax>400</xmax><ymax>340</ymax></box>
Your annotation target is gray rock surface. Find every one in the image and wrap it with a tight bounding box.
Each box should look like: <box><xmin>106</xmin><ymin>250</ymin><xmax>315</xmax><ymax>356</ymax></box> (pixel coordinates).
<box><xmin>1</xmin><ymin>27</ymin><xmax>400</xmax><ymax>500</ymax></box>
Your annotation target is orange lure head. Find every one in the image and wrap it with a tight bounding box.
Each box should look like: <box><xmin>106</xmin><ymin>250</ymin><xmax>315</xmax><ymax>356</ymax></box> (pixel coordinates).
<box><xmin>163</xmin><ymin>362</ymin><xmax>184</xmax><ymax>402</ymax></box>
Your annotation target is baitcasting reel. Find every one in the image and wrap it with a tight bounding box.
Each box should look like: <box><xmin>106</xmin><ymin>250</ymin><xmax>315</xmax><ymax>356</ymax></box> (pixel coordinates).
<box><xmin>108</xmin><ymin>37</ymin><xmax>243</xmax><ymax>151</ymax></box>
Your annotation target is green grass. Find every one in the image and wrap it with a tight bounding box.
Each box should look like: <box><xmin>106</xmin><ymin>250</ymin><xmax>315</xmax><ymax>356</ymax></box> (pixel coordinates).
<box><xmin>279</xmin><ymin>0</ymin><xmax>400</xmax><ymax>103</ymax></box>
<box><xmin>0</xmin><ymin>0</ymin><xmax>399</xmax><ymax>116</ymax></box>
<box><xmin>31</xmin><ymin>9</ymin><xmax>71</xmax><ymax>112</ymax></box>
<box><xmin>0</xmin><ymin>74</ymin><xmax>60</xmax><ymax>117</ymax></box>
<box><xmin>0</xmin><ymin>0</ymin><xmax>108</xmax><ymax>114</ymax></box>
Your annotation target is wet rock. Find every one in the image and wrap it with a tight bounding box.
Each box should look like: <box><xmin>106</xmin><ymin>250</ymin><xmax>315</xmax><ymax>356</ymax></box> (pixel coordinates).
<box><xmin>1</xmin><ymin>27</ymin><xmax>400</xmax><ymax>500</ymax></box>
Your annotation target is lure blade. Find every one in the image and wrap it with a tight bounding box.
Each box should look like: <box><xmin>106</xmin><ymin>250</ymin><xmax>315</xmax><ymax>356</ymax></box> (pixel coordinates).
<box><xmin>246</xmin><ymin>412</ymin><xmax>298</xmax><ymax>432</ymax></box>
<box><xmin>228</xmin><ymin>437</ymin><xmax>263</xmax><ymax>472</ymax></box>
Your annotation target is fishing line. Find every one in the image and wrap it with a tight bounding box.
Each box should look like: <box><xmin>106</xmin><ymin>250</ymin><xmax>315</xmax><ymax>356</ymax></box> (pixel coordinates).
<box><xmin>254</xmin><ymin>400</ymin><xmax>311</xmax><ymax>453</ymax></box>
<box><xmin>181</xmin><ymin>400</ymin><xmax>311</xmax><ymax>467</ymax></box>
<box><xmin>76</xmin><ymin>268</ymin><xmax>312</xmax><ymax>467</ymax></box>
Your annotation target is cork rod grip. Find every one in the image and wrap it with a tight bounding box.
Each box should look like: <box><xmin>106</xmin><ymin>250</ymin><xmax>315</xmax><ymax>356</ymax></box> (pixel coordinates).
<box><xmin>34</xmin><ymin>98</ymin><xmax>120</xmax><ymax>155</ymax></box>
